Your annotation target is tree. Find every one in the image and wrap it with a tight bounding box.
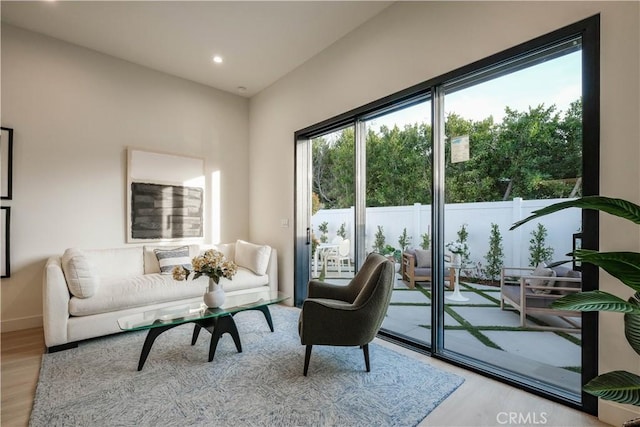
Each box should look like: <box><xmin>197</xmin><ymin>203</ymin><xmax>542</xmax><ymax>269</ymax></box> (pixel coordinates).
<box><xmin>337</xmin><ymin>223</ymin><xmax>347</xmax><ymax>239</ymax></box>
<box><xmin>373</xmin><ymin>226</ymin><xmax>386</xmax><ymax>253</ymax></box>
<box><xmin>484</xmin><ymin>223</ymin><xmax>505</xmax><ymax>281</ymax></box>
<box><xmin>318</xmin><ymin>222</ymin><xmax>328</xmax><ymax>243</ymax></box>
<box><xmin>398</xmin><ymin>228</ymin><xmax>411</xmax><ymax>251</ymax></box>
<box><xmin>312</xmin><ymin>99</ymin><xmax>583</xmax><ymax>208</ymax></box>
<box><xmin>528</xmin><ymin>223</ymin><xmax>554</xmax><ymax>266</ymax></box>
<box><xmin>311</xmin><ymin>192</ymin><xmax>321</xmax><ymax>215</ymax></box>
<box><xmin>456</xmin><ymin>224</ymin><xmax>471</xmax><ymax>267</ymax></box>
<box><xmin>420</xmin><ymin>232</ymin><xmax>431</xmax><ymax>250</ymax></box>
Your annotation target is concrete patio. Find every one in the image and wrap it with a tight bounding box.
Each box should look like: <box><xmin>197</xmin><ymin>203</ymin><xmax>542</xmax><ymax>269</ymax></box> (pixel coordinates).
<box><xmin>383</xmin><ymin>278</ymin><xmax>582</xmax><ymax>394</ymax></box>
<box><xmin>319</xmin><ymin>268</ymin><xmax>582</xmax><ymax>395</ymax></box>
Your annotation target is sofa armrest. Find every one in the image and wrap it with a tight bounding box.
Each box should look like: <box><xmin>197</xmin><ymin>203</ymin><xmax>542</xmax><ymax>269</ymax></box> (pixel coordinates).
<box><xmin>266</xmin><ymin>248</ymin><xmax>278</xmax><ymax>293</ymax></box>
<box><xmin>43</xmin><ymin>256</ymin><xmax>71</xmax><ymax>348</ymax></box>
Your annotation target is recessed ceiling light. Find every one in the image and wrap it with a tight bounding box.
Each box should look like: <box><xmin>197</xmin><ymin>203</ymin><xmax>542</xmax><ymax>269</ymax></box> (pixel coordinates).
<box><xmin>237</xmin><ymin>86</ymin><xmax>247</xmax><ymax>93</ymax></box>
<box><xmin>212</xmin><ymin>55</ymin><xmax>223</xmax><ymax>64</ymax></box>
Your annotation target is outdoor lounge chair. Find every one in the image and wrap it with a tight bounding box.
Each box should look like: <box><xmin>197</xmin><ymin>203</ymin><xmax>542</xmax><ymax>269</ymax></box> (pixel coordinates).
<box><xmin>499</xmin><ymin>264</ymin><xmax>582</xmax><ymax>332</ymax></box>
<box><xmin>401</xmin><ymin>249</ymin><xmax>455</xmax><ymax>289</ymax></box>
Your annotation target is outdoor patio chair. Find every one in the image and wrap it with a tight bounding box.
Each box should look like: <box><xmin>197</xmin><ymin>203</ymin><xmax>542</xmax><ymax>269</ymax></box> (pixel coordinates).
<box><xmin>325</xmin><ymin>238</ymin><xmax>351</xmax><ymax>276</ymax></box>
<box><xmin>500</xmin><ymin>263</ymin><xmax>582</xmax><ymax>332</ymax></box>
<box><xmin>401</xmin><ymin>249</ymin><xmax>455</xmax><ymax>289</ymax></box>
<box><xmin>298</xmin><ymin>252</ymin><xmax>394</xmax><ymax>376</ymax></box>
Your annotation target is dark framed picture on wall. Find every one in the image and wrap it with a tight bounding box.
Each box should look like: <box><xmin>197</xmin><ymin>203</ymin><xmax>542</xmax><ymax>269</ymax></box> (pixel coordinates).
<box><xmin>1</xmin><ymin>206</ymin><xmax>10</xmax><ymax>278</ymax></box>
<box><xmin>1</xmin><ymin>127</ymin><xmax>13</xmax><ymax>200</ymax></box>
<box><xmin>126</xmin><ymin>148</ymin><xmax>205</xmax><ymax>242</ymax></box>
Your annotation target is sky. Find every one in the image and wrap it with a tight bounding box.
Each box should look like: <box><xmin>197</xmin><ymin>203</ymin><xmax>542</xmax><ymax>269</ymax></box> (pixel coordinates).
<box><xmin>367</xmin><ymin>50</ymin><xmax>581</xmax><ymax>130</ymax></box>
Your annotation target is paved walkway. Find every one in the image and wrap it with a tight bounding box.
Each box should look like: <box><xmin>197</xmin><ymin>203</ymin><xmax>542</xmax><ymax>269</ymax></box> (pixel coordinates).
<box><xmin>382</xmin><ymin>277</ymin><xmax>582</xmax><ymax>394</ymax></box>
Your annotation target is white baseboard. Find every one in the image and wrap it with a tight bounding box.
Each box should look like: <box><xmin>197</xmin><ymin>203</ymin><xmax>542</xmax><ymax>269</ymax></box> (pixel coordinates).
<box><xmin>1</xmin><ymin>314</ymin><xmax>43</xmax><ymax>332</ymax></box>
<box><xmin>599</xmin><ymin>400</ymin><xmax>640</xmax><ymax>426</ymax></box>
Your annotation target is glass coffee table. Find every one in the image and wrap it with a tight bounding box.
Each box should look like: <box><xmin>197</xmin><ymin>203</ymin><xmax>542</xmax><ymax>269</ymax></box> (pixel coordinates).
<box><xmin>118</xmin><ymin>290</ymin><xmax>288</xmax><ymax>370</ymax></box>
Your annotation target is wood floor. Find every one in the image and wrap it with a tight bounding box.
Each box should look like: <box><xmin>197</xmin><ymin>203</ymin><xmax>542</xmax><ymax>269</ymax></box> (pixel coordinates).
<box><xmin>1</xmin><ymin>327</ymin><xmax>609</xmax><ymax>427</ymax></box>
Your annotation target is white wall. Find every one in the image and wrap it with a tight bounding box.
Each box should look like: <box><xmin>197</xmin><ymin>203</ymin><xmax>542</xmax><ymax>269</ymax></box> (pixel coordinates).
<box><xmin>249</xmin><ymin>2</ymin><xmax>639</xmax><ymax>424</ymax></box>
<box><xmin>0</xmin><ymin>25</ymin><xmax>251</xmax><ymax>330</ymax></box>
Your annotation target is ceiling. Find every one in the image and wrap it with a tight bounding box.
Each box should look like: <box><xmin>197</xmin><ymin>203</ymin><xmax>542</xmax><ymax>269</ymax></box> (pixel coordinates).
<box><xmin>1</xmin><ymin>1</ymin><xmax>392</xmax><ymax>97</ymax></box>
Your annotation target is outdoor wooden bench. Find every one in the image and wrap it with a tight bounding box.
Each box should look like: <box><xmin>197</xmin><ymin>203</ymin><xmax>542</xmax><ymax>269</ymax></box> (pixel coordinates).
<box><xmin>402</xmin><ymin>250</ymin><xmax>455</xmax><ymax>290</ymax></box>
<box><xmin>500</xmin><ymin>266</ymin><xmax>582</xmax><ymax>332</ymax></box>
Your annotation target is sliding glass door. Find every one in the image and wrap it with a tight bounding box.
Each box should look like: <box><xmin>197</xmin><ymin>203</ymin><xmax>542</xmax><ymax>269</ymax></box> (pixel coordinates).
<box><xmin>310</xmin><ymin>127</ymin><xmax>356</xmax><ymax>283</ymax></box>
<box><xmin>441</xmin><ymin>38</ymin><xmax>584</xmax><ymax>397</ymax></box>
<box><xmin>294</xmin><ymin>16</ymin><xmax>599</xmax><ymax>411</ymax></box>
<box><xmin>362</xmin><ymin>100</ymin><xmax>435</xmax><ymax>346</ymax></box>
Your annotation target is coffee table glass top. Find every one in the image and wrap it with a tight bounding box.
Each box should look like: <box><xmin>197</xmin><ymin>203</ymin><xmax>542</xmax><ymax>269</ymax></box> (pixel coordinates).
<box><xmin>118</xmin><ymin>290</ymin><xmax>288</xmax><ymax>332</ymax></box>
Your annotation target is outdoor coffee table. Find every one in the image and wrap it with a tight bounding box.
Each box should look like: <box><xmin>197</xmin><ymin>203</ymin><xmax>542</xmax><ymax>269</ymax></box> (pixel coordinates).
<box><xmin>118</xmin><ymin>290</ymin><xmax>288</xmax><ymax>370</ymax></box>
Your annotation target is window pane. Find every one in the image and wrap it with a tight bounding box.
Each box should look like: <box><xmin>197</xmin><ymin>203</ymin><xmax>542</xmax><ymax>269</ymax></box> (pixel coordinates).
<box><xmin>443</xmin><ymin>43</ymin><xmax>583</xmax><ymax>397</ymax></box>
<box><xmin>363</xmin><ymin>100</ymin><xmax>435</xmax><ymax>346</ymax></box>
<box><xmin>311</xmin><ymin>127</ymin><xmax>356</xmax><ymax>282</ymax></box>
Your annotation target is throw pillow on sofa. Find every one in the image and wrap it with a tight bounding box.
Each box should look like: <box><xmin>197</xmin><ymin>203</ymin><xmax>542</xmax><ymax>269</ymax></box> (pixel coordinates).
<box><xmin>555</xmin><ymin>269</ymin><xmax>582</xmax><ymax>295</ymax></box>
<box><xmin>154</xmin><ymin>246</ymin><xmax>191</xmax><ymax>274</ymax></box>
<box><xmin>414</xmin><ymin>249</ymin><xmax>431</xmax><ymax>268</ymax></box>
<box><xmin>528</xmin><ymin>262</ymin><xmax>556</xmax><ymax>294</ymax></box>
<box><xmin>235</xmin><ymin>240</ymin><xmax>271</xmax><ymax>275</ymax></box>
<box><xmin>144</xmin><ymin>244</ymin><xmax>199</xmax><ymax>274</ymax></box>
<box><xmin>61</xmin><ymin>248</ymin><xmax>100</xmax><ymax>298</ymax></box>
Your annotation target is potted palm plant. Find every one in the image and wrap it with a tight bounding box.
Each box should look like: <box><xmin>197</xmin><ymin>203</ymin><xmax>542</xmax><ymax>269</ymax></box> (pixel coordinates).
<box><xmin>510</xmin><ymin>196</ymin><xmax>640</xmax><ymax>408</ymax></box>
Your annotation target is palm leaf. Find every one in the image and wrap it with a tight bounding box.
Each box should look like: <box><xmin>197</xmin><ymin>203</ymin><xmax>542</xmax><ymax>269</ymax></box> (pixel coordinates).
<box><xmin>583</xmin><ymin>370</ymin><xmax>640</xmax><ymax>406</ymax></box>
<box><xmin>510</xmin><ymin>196</ymin><xmax>640</xmax><ymax>230</ymax></box>
<box><xmin>575</xmin><ymin>250</ymin><xmax>640</xmax><ymax>293</ymax></box>
<box><xmin>551</xmin><ymin>290</ymin><xmax>640</xmax><ymax>314</ymax></box>
<box><xmin>625</xmin><ymin>293</ymin><xmax>640</xmax><ymax>356</ymax></box>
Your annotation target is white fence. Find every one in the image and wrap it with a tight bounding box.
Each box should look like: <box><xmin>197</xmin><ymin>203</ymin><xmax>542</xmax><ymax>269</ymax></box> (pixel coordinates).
<box><xmin>312</xmin><ymin>198</ymin><xmax>580</xmax><ymax>274</ymax></box>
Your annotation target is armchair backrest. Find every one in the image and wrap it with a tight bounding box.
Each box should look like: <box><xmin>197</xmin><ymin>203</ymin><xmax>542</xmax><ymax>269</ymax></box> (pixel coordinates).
<box><xmin>352</xmin><ymin>253</ymin><xmax>394</xmax><ymax>307</ymax></box>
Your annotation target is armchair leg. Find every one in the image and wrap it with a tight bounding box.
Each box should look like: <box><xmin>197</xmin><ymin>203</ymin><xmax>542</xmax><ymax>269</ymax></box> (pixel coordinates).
<box><xmin>362</xmin><ymin>343</ymin><xmax>370</xmax><ymax>372</ymax></box>
<box><xmin>304</xmin><ymin>345</ymin><xmax>312</xmax><ymax>376</ymax></box>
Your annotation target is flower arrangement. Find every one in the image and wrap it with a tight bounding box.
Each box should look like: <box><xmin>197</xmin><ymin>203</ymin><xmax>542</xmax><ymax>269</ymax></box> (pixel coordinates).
<box><xmin>446</xmin><ymin>241</ymin><xmax>465</xmax><ymax>255</ymax></box>
<box><xmin>172</xmin><ymin>249</ymin><xmax>237</xmax><ymax>284</ymax></box>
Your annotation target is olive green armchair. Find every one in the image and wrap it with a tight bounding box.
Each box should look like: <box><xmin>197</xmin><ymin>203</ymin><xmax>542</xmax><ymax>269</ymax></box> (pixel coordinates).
<box><xmin>298</xmin><ymin>252</ymin><xmax>394</xmax><ymax>376</ymax></box>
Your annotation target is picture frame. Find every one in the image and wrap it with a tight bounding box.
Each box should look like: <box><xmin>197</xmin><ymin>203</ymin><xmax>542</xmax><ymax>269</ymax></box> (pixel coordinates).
<box><xmin>572</xmin><ymin>232</ymin><xmax>582</xmax><ymax>271</ymax></box>
<box><xmin>1</xmin><ymin>206</ymin><xmax>10</xmax><ymax>278</ymax></box>
<box><xmin>1</xmin><ymin>127</ymin><xmax>14</xmax><ymax>200</ymax></box>
<box><xmin>126</xmin><ymin>148</ymin><xmax>205</xmax><ymax>242</ymax></box>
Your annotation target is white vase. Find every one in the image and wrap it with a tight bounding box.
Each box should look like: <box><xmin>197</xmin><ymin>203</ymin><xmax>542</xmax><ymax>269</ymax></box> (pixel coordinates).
<box><xmin>203</xmin><ymin>278</ymin><xmax>225</xmax><ymax>308</ymax></box>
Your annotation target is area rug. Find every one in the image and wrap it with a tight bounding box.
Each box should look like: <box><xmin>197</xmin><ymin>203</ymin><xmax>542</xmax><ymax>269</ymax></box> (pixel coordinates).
<box><xmin>30</xmin><ymin>305</ymin><xmax>464</xmax><ymax>426</ymax></box>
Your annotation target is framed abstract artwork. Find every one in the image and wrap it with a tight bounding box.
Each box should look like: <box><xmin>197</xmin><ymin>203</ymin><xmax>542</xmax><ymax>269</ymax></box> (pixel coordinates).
<box><xmin>126</xmin><ymin>148</ymin><xmax>205</xmax><ymax>242</ymax></box>
<box><xmin>1</xmin><ymin>206</ymin><xmax>10</xmax><ymax>278</ymax></box>
<box><xmin>1</xmin><ymin>127</ymin><xmax>14</xmax><ymax>200</ymax></box>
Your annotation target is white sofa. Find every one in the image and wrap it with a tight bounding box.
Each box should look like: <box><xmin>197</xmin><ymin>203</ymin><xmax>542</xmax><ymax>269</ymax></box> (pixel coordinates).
<box><xmin>43</xmin><ymin>241</ymin><xmax>278</xmax><ymax>351</ymax></box>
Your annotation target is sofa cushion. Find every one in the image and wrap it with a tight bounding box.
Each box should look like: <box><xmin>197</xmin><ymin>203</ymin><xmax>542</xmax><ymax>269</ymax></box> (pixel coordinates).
<box><xmin>413</xmin><ymin>267</ymin><xmax>433</xmax><ymax>277</ymax></box>
<box><xmin>61</xmin><ymin>248</ymin><xmax>100</xmax><ymax>298</ymax></box>
<box><xmin>528</xmin><ymin>263</ymin><xmax>556</xmax><ymax>294</ymax></box>
<box><xmin>555</xmin><ymin>269</ymin><xmax>582</xmax><ymax>295</ymax></box>
<box><xmin>85</xmin><ymin>247</ymin><xmax>144</xmax><ymax>278</ymax></box>
<box><xmin>152</xmin><ymin>246</ymin><xmax>192</xmax><ymax>274</ymax></box>
<box><xmin>69</xmin><ymin>274</ymin><xmax>208</xmax><ymax>316</ymax></box>
<box><xmin>414</xmin><ymin>249</ymin><xmax>431</xmax><ymax>268</ymax></box>
<box><xmin>144</xmin><ymin>244</ymin><xmax>200</xmax><ymax>274</ymax></box>
<box><xmin>219</xmin><ymin>267</ymin><xmax>269</xmax><ymax>292</ymax></box>
<box><xmin>235</xmin><ymin>240</ymin><xmax>271</xmax><ymax>275</ymax></box>
<box><xmin>551</xmin><ymin>265</ymin><xmax>571</xmax><ymax>278</ymax></box>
